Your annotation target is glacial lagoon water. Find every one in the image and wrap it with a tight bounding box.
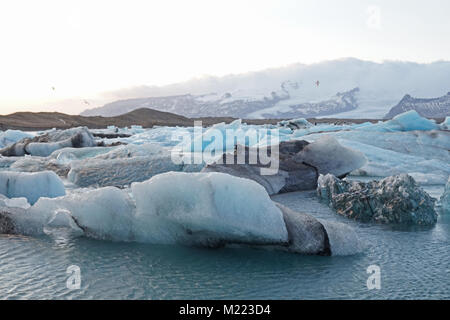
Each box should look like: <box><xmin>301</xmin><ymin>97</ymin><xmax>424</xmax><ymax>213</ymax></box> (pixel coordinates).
<box><xmin>0</xmin><ymin>186</ymin><xmax>449</xmax><ymax>300</ymax></box>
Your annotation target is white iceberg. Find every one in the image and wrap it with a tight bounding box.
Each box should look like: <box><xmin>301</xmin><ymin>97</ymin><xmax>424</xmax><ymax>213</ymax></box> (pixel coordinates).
<box><xmin>356</xmin><ymin>110</ymin><xmax>439</xmax><ymax>132</ymax></box>
<box><xmin>11</xmin><ymin>172</ymin><xmax>288</xmax><ymax>246</ymax></box>
<box><xmin>0</xmin><ymin>171</ymin><xmax>65</xmax><ymax>204</ymax></box>
<box><xmin>440</xmin><ymin>177</ymin><xmax>450</xmax><ymax>214</ymax></box>
<box><xmin>130</xmin><ymin>172</ymin><xmax>288</xmax><ymax>245</ymax></box>
<box><xmin>0</xmin><ymin>130</ymin><xmax>34</xmax><ymax>148</ymax></box>
<box><xmin>26</xmin><ymin>187</ymin><xmax>134</xmax><ymax>239</ymax></box>
<box><xmin>294</xmin><ymin>135</ymin><xmax>367</xmax><ymax>177</ymax></box>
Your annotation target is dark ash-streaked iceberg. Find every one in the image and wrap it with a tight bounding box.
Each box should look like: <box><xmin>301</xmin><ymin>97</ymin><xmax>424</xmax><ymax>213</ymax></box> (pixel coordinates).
<box><xmin>317</xmin><ymin>173</ymin><xmax>437</xmax><ymax>225</ymax></box>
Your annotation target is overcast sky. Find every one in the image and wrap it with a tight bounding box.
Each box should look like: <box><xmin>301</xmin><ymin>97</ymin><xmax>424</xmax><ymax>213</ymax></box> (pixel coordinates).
<box><xmin>1</xmin><ymin>0</ymin><xmax>450</xmax><ymax>114</ymax></box>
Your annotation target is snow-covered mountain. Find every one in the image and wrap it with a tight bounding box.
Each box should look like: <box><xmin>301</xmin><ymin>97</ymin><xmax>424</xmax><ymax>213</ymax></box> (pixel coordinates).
<box><xmin>385</xmin><ymin>92</ymin><xmax>450</xmax><ymax>119</ymax></box>
<box><xmin>81</xmin><ymin>58</ymin><xmax>450</xmax><ymax>119</ymax></box>
<box><xmin>82</xmin><ymin>86</ymin><xmax>360</xmax><ymax>119</ymax></box>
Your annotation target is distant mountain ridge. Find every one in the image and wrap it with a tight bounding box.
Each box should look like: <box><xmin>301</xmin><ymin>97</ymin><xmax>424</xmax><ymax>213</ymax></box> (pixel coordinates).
<box><xmin>82</xmin><ymin>86</ymin><xmax>360</xmax><ymax>119</ymax></box>
<box><xmin>385</xmin><ymin>92</ymin><xmax>450</xmax><ymax>119</ymax></box>
<box><xmin>81</xmin><ymin>58</ymin><xmax>450</xmax><ymax>119</ymax></box>
<box><xmin>0</xmin><ymin>108</ymin><xmax>192</xmax><ymax>131</ymax></box>
<box><xmin>0</xmin><ymin>108</ymin><xmax>381</xmax><ymax>131</ymax></box>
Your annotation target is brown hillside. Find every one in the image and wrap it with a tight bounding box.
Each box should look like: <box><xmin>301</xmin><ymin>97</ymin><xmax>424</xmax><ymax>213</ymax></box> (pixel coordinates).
<box><xmin>0</xmin><ymin>108</ymin><xmax>382</xmax><ymax>131</ymax></box>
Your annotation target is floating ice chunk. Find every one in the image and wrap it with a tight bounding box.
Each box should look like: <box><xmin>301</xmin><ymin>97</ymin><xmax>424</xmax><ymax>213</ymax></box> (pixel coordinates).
<box><xmin>441</xmin><ymin>117</ymin><xmax>450</xmax><ymax>130</ymax></box>
<box><xmin>318</xmin><ymin>173</ymin><xmax>437</xmax><ymax>225</ymax></box>
<box><xmin>357</xmin><ymin>110</ymin><xmax>439</xmax><ymax>132</ymax></box>
<box><xmin>275</xmin><ymin>203</ymin><xmax>330</xmax><ymax>255</ymax></box>
<box><xmin>51</xmin><ymin>146</ymin><xmax>114</xmax><ymax>164</ymax></box>
<box><xmin>319</xmin><ymin>220</ymin><xmax>364</xmax><ymax>256</ymax></box>
<box><xmin>27</xmin><ymin>187</ymin><xmax>135</xmax><ymax>240</ymax></box>
<box><xmin>409</xmin><ymin>172</ymin><xmax>449</xmax><ymax>186</ymax></box>
<box><xmin>9</xmin><ymin>156</ymin><xmax>70</xmax><ymax>176</ymax></box>
<box><xmin>131</xmin><ymin>172</ymin><xmax>288</xmax><ymax>245</ymax></box>
<box><xmin>440</xmin><ymin>177</ymin><xmax>450</xmax><ymax>214</ymax></box>
<box><xmin>278</xmin><ymin>118</ymin><xmax>312</xmax><ymax>130</ymax></box>
<box><xmin>120</xmin><ymin>126</ymin><xmax>192</xmax><ymax>146</ymax></box>
<box><xmin>15</xmin><ymin>172</ymin><xmax>288</xmax><ymax>246</ymax></box>
<box><xmin>0</xmin><ymin>194</ymin><xmax>30</xmax><ymax>209</ymax></box>
<box><xmin>68</xmin><ymin>153</ymin><xmax>203</xmax><ymax>188</ymax></box>
<box><xmin>92</xmin><ymin>143</ymin><xmax>165</xmax><ymax>160</ymax></box>
<box><xmin>337</xmin><ymin>139</ymin><xmax>450</xmax><ymax>182</ymax></box>
<box><xmin>303</xmin><ymin>127</ymin><xmax>450</xmax><ymax>163</ymax></box>
<box><xmin>294</xmin><ymin>135</ymin><xmax>367</xmax><ymax>177</ymax></box>
<box><xmin>0</xmin><ymin>156</ymin><xmax>19</xmax><ymax>169</ymax></box>
<box><xmin>26</xmin><ymin>130</ymin><xmax>96</xmax><ymax>157</ymax></box>
<box><xmin>391</xmin><ymin>111</ymin><xmax>439</xmax><ymax>131</ymax></box>
<box><xmin>0</xmin><ymin>171</ymin><xmax>65</xmax><ymax>205</ymax></box>
<box><xmin>45</xmin><ymin>126</ymin><xmax>96</xmax><ymax>142</ymax></box>
<box><xmin>181</xmin><ymin>120</ymin><xmax>291</xmax><ymax>154</ymax></box>
<box><xmin>0</xmin><ymin>130</ymin><xmax>34</xmax><ymax>148</ymax></box>
<box><xmin>0</xmin><ymin>127</ymin><xmax>97</xmax><ymax>157</ymax></box>
<box><xmin>46</xmin><ymin>209</ymin><xmax>83</xmax><ymax>234</ymax></box>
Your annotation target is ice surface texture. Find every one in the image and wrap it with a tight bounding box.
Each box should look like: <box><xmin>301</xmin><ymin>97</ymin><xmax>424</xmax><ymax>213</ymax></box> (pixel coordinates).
<box><xmin>0</xmin><ymin>171</ymin><xmax>362</xmax><ymax>255</ymax></box>
<box><xmin>317</xmin><ymin>174</ymin><xmax>437</xmax><ymax>225</ymax></box>
<box><xmin>440</xmin><ymin>177</ymin><xmax>450</xmax><ymax>214</ymax></box>
<box><xmin>0</xmin><ymin>130</ymin><xmax>34</xmax><ymax>149</ymax></box>
<box><xmin>10</xmin><ymin>172</ymin><xmax>288</xmax><ymax>246</ymax></box>
<box><xmin>203</xmin><ymin>136</ymin><xmax>366</xmax><ymax>195</ymax></box>
<box><xmin>0</xmin><ymin>127</ymin><xmax>96</xmax><ymax>157</ymax></box>
<box><xmin>131</xmin><ymin>172</ymin><xmax>288</xmax><ymax>246</ymax></box>
<box><xmin>0</xmin><ymin>171</ymin><xmax>65</xmax><ymax>205</ymax></box>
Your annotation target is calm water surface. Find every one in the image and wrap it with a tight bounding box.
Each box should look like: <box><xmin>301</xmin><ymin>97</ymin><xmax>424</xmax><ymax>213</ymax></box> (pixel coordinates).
<box><xmin>0</xmin><ymin>186</ymin><xmax>449</xmax><ymax>299</ymax></box>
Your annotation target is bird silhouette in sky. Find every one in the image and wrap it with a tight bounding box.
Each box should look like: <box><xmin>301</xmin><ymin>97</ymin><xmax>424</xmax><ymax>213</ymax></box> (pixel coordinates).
<box><xmin>315</xmin><ymin>80</ymin><xmax>320</xmax><ymax>87</ymax></box>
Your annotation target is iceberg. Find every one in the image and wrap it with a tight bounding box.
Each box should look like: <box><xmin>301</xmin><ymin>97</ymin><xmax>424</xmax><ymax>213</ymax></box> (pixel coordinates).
<box><xmin>0</xmin><ymin>127</ymin><xmax>97</xmax><ymax>157</ymax></box>
<box><xmin>10</xmin><ymin>157</ymin><xmax>70</xmax><ymax>176</ymax></box>
<box><xmin>68</xmin><ymin>147</ymin><xmax>203</xmax><ymax>188</ymax></box>
<box><xmin>317</xmin><ymin>174</ymin><xmax>437</xmax><ymax>225</ymax></box>
<box><xmin>275</xmin><ymin>203</ymin><xmax>330</xmax><ymax>255</ymax></box>
<box><xmin>10</xmin><ymin>172</ymin><xmax>288</xmax><ymax>246</ymax></box>
<box><xmin>441</xmin><ymin>116</ymin><xmax>450</xmax><ymax>130</ymax></box>
<box><xmin>355</xmin><ymin>110</ymin><xmax>439</xmax><ymax>132</ymax></box>
<box><xmin>319</xmin><ymin>220</ymin><xmax>363</xmax><ymax>256</ymax></box>
<box><xmin>130</xmin><ymin>172</ymin><xmax>288</xmax><ymax>245</ymax></box>
<box><xmin>439</xmin><ymin>177</ymin><xmax>450</xmax><ymax>214</ymax></box>
<box><xmin>277</xmin><ymin>118</ymin><xmax>312</xmax><ymax>130</ymax></box>
<box><xmin>0</xmin><ymin>171</ymin><xmax>65</xmax><ymax>205</ymax></box>
<box><xmin>338</xmin><ymin>139</ymin><xmax>450</xmax><ymax>184</ymax></box>
<box><xmin>203</xmin><ymin>138</ymin><xmax>367</xmax><ymax>195</ymax></box>
<box><xmin>0</xmin><ymin>194</ymin><xmax>30</xmax><ymax>209</ymax></box>
<box><xmin>0</xmin><ymin>171</ymin><xmax>363</xmax><ymax>255</ymax></box>
<box><xmin>293</xmin><ymin>135</ymin><xmax>367</xmax><ymax>178</ymax></box>
<box><xmin>0</xmin><ymin>130</ymin><xmax>34</xmax><ymax>148</ymax></box>
<box><xmin>26</xmin><ymin>187</ymin><xmax>135</xmax><ymax>240</ymax></box>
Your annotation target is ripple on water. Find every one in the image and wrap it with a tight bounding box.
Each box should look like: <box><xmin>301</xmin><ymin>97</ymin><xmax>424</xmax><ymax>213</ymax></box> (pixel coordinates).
<box><xmin>0</xmin><ymin>188</ymin><xmax>449</xmax><ymax>299</ymax></box>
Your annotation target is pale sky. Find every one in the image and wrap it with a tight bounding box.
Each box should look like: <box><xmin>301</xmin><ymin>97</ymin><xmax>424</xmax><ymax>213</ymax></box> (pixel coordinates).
<box><xmin>1</xmin><ymin>0</ymin><xmax>450</xmax><ymax>115</ymax></box>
